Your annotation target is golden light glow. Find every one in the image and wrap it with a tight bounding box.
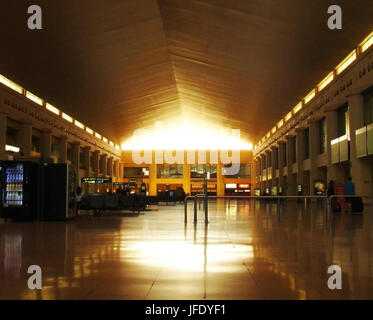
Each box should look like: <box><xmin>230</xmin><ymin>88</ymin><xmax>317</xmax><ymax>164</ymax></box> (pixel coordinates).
<box><xmin>271</xmin><ymin>126</ymin><xmax>277</xmax><ymax>134</ymax></box>
<box><xmin>285</xmin><ymin>112</ymin><xmax>292</xmax><ymax>122</ymax></box>
<box><xmin>86</xmin><ymin>127</ymin><xmax>94</xmax><ymax>134</ymax></box>
<box><xmin>46</xmin><ymin>103</ymin><xmax>60</xmax><ymax>115</ymax></box>
<box><xmin>318</xmin><ymin>72</ymin><xmax>334</xmax><ymax>92</ymax></box>
<box><xmin>26</xmin><ymin>91</ymin><xmax>43</xmax><ymax>106</ymax></box>
<box><xmin>336</xmin><ymin>50</ymin><xmax>357</xmax><ymax>75</ymax></box>
<box><xmin>292</xmin><ymin>102</ymin><xmax>302</xmax><ymax>114</ymax></box>
<box><xmin>277</xmin><ymin>119</ymin><xmax>284</xmax><ymax>128</ymax></box>
<box><xmin>121</xmin><ymin>123</ymin><xmax>253</xmax><ymax>150</ymax></box>
<box><xmin>0</xmin><ymin>74</ymin><xmax>23</xmax><ymax>94</ymax></box>
<box><xmin>62</xmin><ymin>113</ymin><xmax>73</xmax><ymax>123</ymax></box>
<box><xmin>103</xmin><ymin>137</ymin><xmax>108</xmax><ymax>143</ymax></box>
<box><xmin>115</xmin><ymin>144</ymin><xmax>120</xmax><ymax>150</ymax></box>
<box><xmin>74</xmin><ymin>120</ymin><xmax>84</xmax><ymax>129</ymax></box>
<box><xmin>109</xmin><ymin>141</ymin><xmax>114</xmax><ymax>147</ymax></box>
<box><xmin>360</xmin><ymin>31</ymin><xmax>373</xmax><ymax>53</ymax></box>
<box><xmin>266</xmin><ymin>132</ymin><xmax>271</xmax><ymax>139</ymax></box>
<box><xmin>304</xmin><ymin>89</ymin><xmax>316</xmax><ymax>104</ymax></box>
<box><xmin>95</xmin><ymin>132</ymin><xmax>102</xmax><ymax>139</ymax></box>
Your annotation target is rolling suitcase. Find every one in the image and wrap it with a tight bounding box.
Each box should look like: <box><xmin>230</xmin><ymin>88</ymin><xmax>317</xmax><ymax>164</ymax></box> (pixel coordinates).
<box><xmin>350</xmin><ymin>197</ymin><xmax>364</xmax><ymax>213</ymax></box>
<box><xmin>331</xmin><ymin>198</ymin><xmax>341</xmax><ymax>213</ymax></box>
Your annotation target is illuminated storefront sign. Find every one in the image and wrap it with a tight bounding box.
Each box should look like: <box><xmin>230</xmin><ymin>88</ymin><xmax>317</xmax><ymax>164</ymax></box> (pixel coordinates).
<box><xmin>81</xmin><ymin>177</ymin><xmax>112</xmax><ymax>184</ymax></box>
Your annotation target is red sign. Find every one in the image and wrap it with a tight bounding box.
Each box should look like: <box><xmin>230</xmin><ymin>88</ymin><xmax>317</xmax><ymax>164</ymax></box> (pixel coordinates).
<box><xmin>238</xmin><ymin>184</ymin><xmax>250</xmax><ymax>189</ymax></box>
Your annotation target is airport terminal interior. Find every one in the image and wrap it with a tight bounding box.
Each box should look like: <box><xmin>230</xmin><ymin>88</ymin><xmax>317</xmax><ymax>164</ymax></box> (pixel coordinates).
<box><xmin>0</xmin><ymin>1</ymin><xmax>373</xmax><ymax>300</ymax></box>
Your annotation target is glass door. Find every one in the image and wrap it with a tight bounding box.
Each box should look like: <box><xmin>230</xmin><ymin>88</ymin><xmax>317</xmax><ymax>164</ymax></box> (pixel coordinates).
<box><xmin>3</xmin><ymin>164</ymin><xmax>24</xmax><ymax>207</ymax></box>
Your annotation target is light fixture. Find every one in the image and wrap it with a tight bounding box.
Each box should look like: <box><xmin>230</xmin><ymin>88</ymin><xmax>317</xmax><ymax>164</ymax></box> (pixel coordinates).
<box><xmin>360</xmin><ymin>31</ymin><xmax>373</xmax><ymax>53</ymax></box>
<box><xmin>62</xmin><ymin>113</ymin><xmax>73</xmax><ymax>123</ymax></box>
<box><xmin>86</xmin><ymin>127</ymin><xmax>94</xmax><ymax>134</ymax></box>
<box><xmin>5</xmin><ymin>145</ymin><xmax>20</xmax><ymax>153</ymax></box>
<box><xmin>336</xmin><ymin>50</ymin><xmax>357</xmax><ymax>75</ymax></box>
<box><xmin>109</xmin><ymin>141</ymin><xmax>114</xmax><ymax>147</ymax></box>
<box><xmin>95</xmin><ymin>132</ymin><xmax>102</xmax><ymax>139</ymax></box>
<box><xmin>74</xmin><ymin>120</ymin><xmax>84</xmax><ymax>129</ymax></box>
<box><xmin>285</xmin><ymin>112</ymin><xmax>292</xmax><ymax>122</ymax></box>
<box><xmin>226</xmin><ymin>184</ymin><xmax>237</xmax><ymax>189</ymax></box>
<box><xmin>26</xmin><ymin>91</ymin><xmax>43</xmax><ymax>106</ymax></box>
<box><xmin>293</xmin><ymin>102</ymin><xmax>302</xmax><ymax>114</ymax></box>
<box><xmin>318</xmin><ymin>72</ymin><xmax>334</xmax><ymax>92</ymax></box>
<box><xmin>46</xmin><ymin>103</ymin><xmax>60</xmax><ymax>115</ymax></box>
<box><xmin>304</xmin><ymin>89</ymin><xmax>316</xmax><ymax>104</ymax></box>
<box><xmin>0</xmin><ymin>74</ymin><xmax>23</xmax><ymax>94</ymax></box>
<box><xmin>277</xmin><ymin>119</ymin><xmax>284</xmax><ymax>128</ymax></box>
<box><xmin>103</xmin><ymin>137</ymin><xmax>108</xmax><ymax>143</ymax></box>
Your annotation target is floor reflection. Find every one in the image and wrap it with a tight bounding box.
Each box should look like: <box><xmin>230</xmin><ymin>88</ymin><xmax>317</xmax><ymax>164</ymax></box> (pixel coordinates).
<box><xmin>0</xmin><ymin>200</ymin><xmax>372</xmax><ymax>300</ymax></box>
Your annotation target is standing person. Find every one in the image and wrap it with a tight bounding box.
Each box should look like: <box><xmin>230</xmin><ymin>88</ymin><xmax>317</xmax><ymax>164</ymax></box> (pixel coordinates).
<box><xmin>345</xmin><ymin>177</ymin><xmax>355</xmax><ymax>196</ymax></box>
<box><xmin>344</xmin><ymin>177</ymin><xmax>355</xmax><ymax>212</ymax></box>
<box><xmin>327</xmin><ymin>180</ymin><xmax>335</xmax><ymax>197</ymax></box>
<box><xmin>76</xmin><ymin>186</ymin><xmax>85</xmax><ymax>216</ymax></box>
<box><xmin>327</xmin><ymin>180</ymin><xmax>340</xmax><ymax>212</ymax></box>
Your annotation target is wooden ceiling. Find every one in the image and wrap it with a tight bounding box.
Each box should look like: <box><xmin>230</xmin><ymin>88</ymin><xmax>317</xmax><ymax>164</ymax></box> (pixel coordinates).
<box><xmin>0</xmin><ymin>0</ymin><xmax>372</xmax><ymax>145</ymax></box>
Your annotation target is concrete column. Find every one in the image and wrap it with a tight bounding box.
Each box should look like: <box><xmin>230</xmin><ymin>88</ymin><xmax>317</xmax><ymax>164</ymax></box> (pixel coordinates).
<box><xmin>41</xmin><ymin>130</ymin><xmax>52</xmax><ymax>158</ymax></box>
<box><xmin>253</xmin><ymin>158</ymin><xmax>259</xmax><ymax>188</ymax></box>
<box><xmin>286</xmin><ymin>136</ymin><xmax>296</xmax><ymax>195</ymax></box>
<box><xmin>278</xmin><ymin>142</ymin><xmax>285</xmax><ymax>191</ymax></box>
<box><xmin>119</xmin><ymin>162</ymin><xmax>123</xmax><ymax>181</ymax></box>
<box><xmin>92</xmin><ymin>150</ymin><xmax>100</xmax><ymax>177</ymax></box>
<box><xmin>0</xmin><ymin>113</ymin><xmax>7</xmax><ymax>160</ymax></box>
<box><xmin>348</xmin><ymin>94</ymin><xmax>372</xmax><ymax>196</ymax></box>
<box><xmin>18</xmin><ymin>124</ymin><xmax>32</xmax><ymax>157</ymax></box>
<box><xmin>271</xmin><ymin>146</ymin><xmax>277</xmax><ymax>170</ymax></box>
<box><xmin>59</xmin><ymin>135</ymin><xmax>67</xmax><ymax>163</ymax></box>
<box><xmin>114</xmin><ymin>160</ymin><xmax>119</xmax><ymax>181</ymax></box>
<box><xmin>182</xmin><ymin>164</ymin><xmax>191</xmax><ymax>195</ymax></box>
<box><xmin>149</xmin><ymin>163</ymin><xmax>157</xmax><ymax>196</ymax></box>
<box><xmin>72</xmin><ymin>142</ymin><xmax>80</xmax><ymax>169</ymax></box>
<box><xmin>309</xmin><ymin>121</ymin><xmax>319</xmax><ymax>194</ymax></box>
<box><xmin>260</xmin><ymin>154</ymin><xmax>266</xmax><ymax>191</ymax></box>
<box><xmin>72</xmin><ymin>142</ymin><xmax>80</xmax><ymax>185</ymax></box>
<box><xmin>107</xmin><ymin>157</ymin><xmax>113</xmax><ymax>177</ymax></box>
<box><xmin>296</xmin><ymin>129</ymin><xmax>305</xmax><ymax>189</ymax></box>
<box><xmin>266</xmin><ymin>150</ymin><xmax>271</xmax><ymax>190</ymax></box>
<box><xmin>101</xmin><ymin>153</ymin><xmax>108</xmax><ymax>176</ymax></box>
<box><xmin>325</xmin><ymin>110</ymin><xmax>338</xmax><ymax>182</ymax></box>
<box><xmin>217</xmin><ymin>163</ymin><xmax>225</xmax><ymax>196</ymax></box>
<box><xmin>82</xmin><ymin>146</ymin><xmax>91</xmax><ymax>173</ymax></box>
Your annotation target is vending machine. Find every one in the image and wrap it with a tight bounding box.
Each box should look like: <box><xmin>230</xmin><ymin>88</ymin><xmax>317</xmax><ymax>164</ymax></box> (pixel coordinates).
<box><xmin>0</xmin><ymin>161</ymin><xmax>40</xmax><ymax>221</ymax></box>
<box><xmin>43</xmin><ymin>163</ymin><xmax>77</xmax><ymax>221</ymax></box>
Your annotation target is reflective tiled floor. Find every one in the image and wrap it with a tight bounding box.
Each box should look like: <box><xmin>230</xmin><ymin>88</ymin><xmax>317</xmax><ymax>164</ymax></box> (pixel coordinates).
<box><xmin>0</xmin><ymin>200</ymin><xmax>372</xmax><ymax>300</ymax></box>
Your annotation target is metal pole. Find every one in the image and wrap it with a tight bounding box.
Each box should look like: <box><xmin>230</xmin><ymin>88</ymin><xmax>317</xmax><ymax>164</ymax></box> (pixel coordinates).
<box><xmin>194</xmin><ymin>195</ymin><xmax>197</xmax><ymax>224</ymax></box>
<box><xmin>205</xmin><ymin>193</ymin><xmax>208</xmax><ymax>224</ymax></box>
<box><xmin>324</xmin><ymin>196</ymin><xmax>329</xmax><ymax>220</ymax></box>
<box><xmin>184</xmin><ymin>199</ymin><xmax>188</xmax><ymax>223</ymax></box>
<box><xmin>277</xmin><ymin>197</ymin><xmax>280</xmax><ymax>216</ymax></box>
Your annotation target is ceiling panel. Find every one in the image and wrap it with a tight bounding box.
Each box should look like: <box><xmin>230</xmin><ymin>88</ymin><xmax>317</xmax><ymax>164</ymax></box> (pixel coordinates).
<box><xmin>0</xmin><ymin>0</ymin><xmax>372</xmax><ymax>145</ymax></box>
